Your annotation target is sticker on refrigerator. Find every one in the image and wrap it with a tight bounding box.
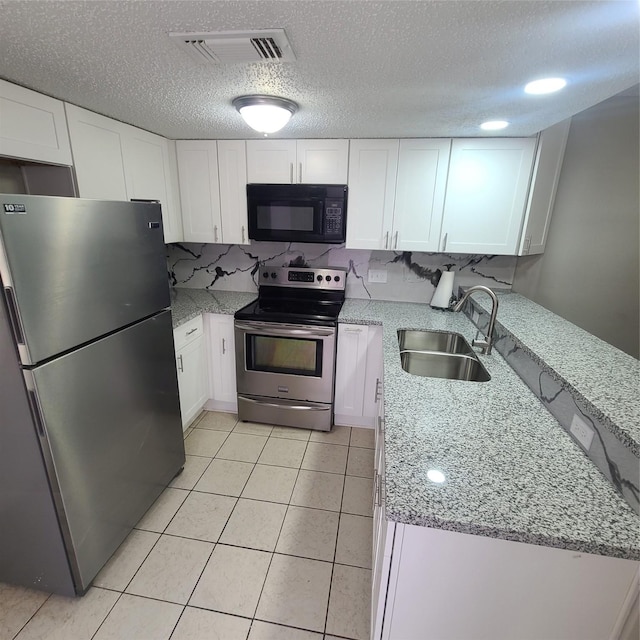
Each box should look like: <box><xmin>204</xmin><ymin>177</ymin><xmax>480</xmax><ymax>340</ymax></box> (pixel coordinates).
<box><xmin>3</xmin><ymin>204</ymin><xmax>26</xmax><ymax>214</ymax></box>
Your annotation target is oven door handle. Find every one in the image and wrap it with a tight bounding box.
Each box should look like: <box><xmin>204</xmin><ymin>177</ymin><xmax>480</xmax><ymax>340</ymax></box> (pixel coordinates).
<box><xmin>234</xmin><ymin>321</ymin><xmax>335</xmax><ymax>338</ymax></box>
<box><xmin>240</xmin><ymin>395</ymin><xmax>330</xmax><ymax>411</ymax></box>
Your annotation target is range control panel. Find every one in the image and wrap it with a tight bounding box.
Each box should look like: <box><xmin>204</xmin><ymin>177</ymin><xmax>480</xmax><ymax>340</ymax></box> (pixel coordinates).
<box><xmin>259</xmin><ymin>266</ymin><xmax>347</xmax><ymax>291</ymax></box>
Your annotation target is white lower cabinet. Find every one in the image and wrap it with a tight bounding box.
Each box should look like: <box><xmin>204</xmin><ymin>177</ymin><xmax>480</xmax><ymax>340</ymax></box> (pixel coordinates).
<box><xmin>374</xmin><ymin>521</ymin><xmax>639</xmax><ymax>640</ymax></box>
<box><xmin>204</xmin><ymin>314</ymin><xmax>238</xmax><ymax>412</ymax></box>
<box><xmin>334</xmin><ymin>323</ymin><xmax>383</xmax><ymax>428</ymax></box>
<box><xmin>173</xmin><ymin>316</ymin><xmax>208</xmax><ymax>429</ymax></box>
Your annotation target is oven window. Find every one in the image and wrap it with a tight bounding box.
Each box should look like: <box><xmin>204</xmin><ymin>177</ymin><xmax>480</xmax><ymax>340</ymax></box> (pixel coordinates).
<box><xmin>247</xmin><ymin>335</ymin><xmax>323</xmax><ymax>377</ymax></box>
<box><xmin>257</xmin><ymin>204</ymin><xmax>315</xmax><ymax>232</ymax></box>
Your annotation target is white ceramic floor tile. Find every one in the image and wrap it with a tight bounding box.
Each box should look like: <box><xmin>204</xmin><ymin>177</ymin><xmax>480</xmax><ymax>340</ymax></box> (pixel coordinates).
<box><xmin>309</xmin><ymin>425</ymin><xmax>351</xmax><ymax>446</ymax></box>
<box><xmin>248</xmin><ymin>620</ymin><xmax>322</xmax><ymax>640</ymax></box>
<box><xmin>219</xmin><ymin>499</ymin><xmax>287</xmax><ymax>552</ymax></box>
<box><xmin>257</xmin><ymin>438</ymin><xmax>307</xmax><ymax>468</ymax></box>
<box><xmin>341</xmin><ymin>476</ymin><xmax>373</xmax><ymax>517</ymax></box>
<box><xmin>172</xmin><ymin>607</ymin><xmax>251</xmax><ymax>640</ymax></box>
<box><xmin>170</xmin><ymin>455</ymin><xmax>212</xmax><ymax>490</ymax></box>
<box><xmin>196</xmin><ymin>411</ymin><xmax>238</xmax><ymax>431</ymax></box>
<box><xmin>93</xmin><ymin>529</ymin><xmax>160</xmax><ymax>591</ymax></box>
<box><xmin>290</xmin><ymin>470</ymin><xmax>344</xmax><ymax>512</ymax></box>
<box><xmin>234</xmin><ymin>420</ymin><xmax>274</xmax><ymax>436</ymax></box>
<box><xmin>269</xmin><ymin>426</ymin><xmax>312</xmax><ymax>441</ymax></box>
<box><xmin>184</xmin><ymin>429</ymin><xmax>229</xmax><ymax>457</ymax></box>
<box><xmin>183</xmin><ymin>426</ymin><xmax>194</xmax><ymax>440</ymax></box>
<box><xmin>335</xmin><ymin>514</ymin><xmax>373</xmax><ymax>569</ymax></box>
<box><xmin>93</xmin><ymin>593</ymin><xmax>182</xmax><ymax>640</ymax></box>
<box><xmin>346</xmin><ymin>447</ymin><xmax>375</xmax><ymax>478</ymax></box>
<box><xmin>301</xmin><ymin>442</ymin><xmax>348</xmax><ymax>475</ymax></box>
<box><xmin>193</xmin><ymin>458</ymin><xmax>254</xmax><ymax>497</ymax></box>
<box><xmin>189</xmin><ymin>545</ymin><xmax>271</xmax><ymax>618</ymax></box>
<box><xmin>349</xmin><ymin>428</ymin><xmax>375</xmax><ymax>449</ymax></box>
<box><xmin>241</xmin><ymin>464</ymin><xmax>299</xmax><ymax>503</ymax></box>
<box><xmin>135</xmin><ymin>488</ymin><xmax>189</xmax><ymax>533</ymax></box>
<box><xmin>15</xmin><ymin>587</ymin><xmax>118</xmax><ymax>640</ymax></box>
<box><xmin>126</xmin><ymin>535</ymin><xmax>213</xmax><ymax>605</ymax></box>
<box><xmin>275</xmin><ymin>506</ymin><xmax>339</xmax><ymax>562</ymax></box>
<box><xmin>325</xmin><ymin>565</ymin><xmax>371</xmax><ymax>640</ymax></box>
<box><xmin>0</xmin><ymin>583</ymin><xmax>49</xmax><ymax>640</ymax></box>
<box><xmin>255</xmin><ymin>554</ymin><xmax>332</xmax><ymax>633</ymax></box>
<box><xmin>216</xmin><ymin>433</ymin><xmax>268</xmax><ymax>463</ymax></box>
<box><xmin>165</xmin><ymin>491</ymin><xmax>236</xmax><ymax>542</ymax></box>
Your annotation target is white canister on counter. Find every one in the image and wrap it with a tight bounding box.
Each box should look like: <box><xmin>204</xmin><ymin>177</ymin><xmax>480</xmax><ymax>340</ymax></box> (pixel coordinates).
<box><xmin>430</xmin><ymin>271</ymin><xmax>455</xmax><ymax>309</ymax></box>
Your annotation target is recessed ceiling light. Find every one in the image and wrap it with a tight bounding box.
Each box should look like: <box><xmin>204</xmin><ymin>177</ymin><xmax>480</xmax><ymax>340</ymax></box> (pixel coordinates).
<box><xmin>524</xmin><ymin>78</ymin><xmax>567</xmax><ymax>95</ymax></box>
<box><xmin>480</xmin><ymin>120</ymin><xmax>509</xmax><ymax>131</ymax></box>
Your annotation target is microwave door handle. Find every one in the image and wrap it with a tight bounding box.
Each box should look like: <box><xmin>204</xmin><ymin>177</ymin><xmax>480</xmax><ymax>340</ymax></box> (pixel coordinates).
<box><xmin>235</xmin><ymin>321</ymin><xmax>334</xmax><ymax>338</ymax></box>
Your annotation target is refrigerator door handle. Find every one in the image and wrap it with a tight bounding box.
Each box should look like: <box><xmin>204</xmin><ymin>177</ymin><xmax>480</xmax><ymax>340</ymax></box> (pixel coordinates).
<box><xmin>4</xmin><ymin>286</ymin><xmax>25</xmax><ymax>345</ymax></box>
<box><xmin>26</xmin><ymin>390</ymin><xmax>46</xmax><ymax>438</ymax></box>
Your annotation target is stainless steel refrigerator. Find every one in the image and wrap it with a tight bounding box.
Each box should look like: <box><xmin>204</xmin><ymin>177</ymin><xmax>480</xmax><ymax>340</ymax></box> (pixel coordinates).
<box><xmin>0</xmin><ymin>195</ymin><xmax>185</xmax><ymax>596</ymax></box>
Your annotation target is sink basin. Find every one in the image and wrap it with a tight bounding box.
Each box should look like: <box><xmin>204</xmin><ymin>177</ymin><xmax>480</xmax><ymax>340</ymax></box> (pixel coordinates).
<box><xmin>399</xmin><ymin>350</ymin><xmax>491</xmax><ymax>382</ymax></box>
<box><xmin>397</xmin><ymin>329</ymin><xmax>475</xmax><ymax>355</ymax></box>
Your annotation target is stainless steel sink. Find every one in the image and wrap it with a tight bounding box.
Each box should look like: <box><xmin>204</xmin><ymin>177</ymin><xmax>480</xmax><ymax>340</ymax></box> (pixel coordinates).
<box><xmin>397</xmin><ymin>329</ymin><xmax>475</xmax><ymax>355</ymax></box>
<box><xmin>397</xmin><ymin>329</ymin><xmax>491</xmax><ymax>382</ymax></box>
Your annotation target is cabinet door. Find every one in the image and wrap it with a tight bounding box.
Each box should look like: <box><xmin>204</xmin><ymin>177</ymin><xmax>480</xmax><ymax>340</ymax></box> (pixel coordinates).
<box><xmin>121</xmin><ymin>127</ymin><xmax>181</xmax><ymax>244</ymax></box>
<box><xmin>246</xmin><ymin>139</ymin><xmax>296</xmax><ymax>183</ymax></box>
<box><xmin>0</xmin><ymin>80</ymin><xmax>72</xmax><ymax>165</ymax></box>
<box><xmin>297</xmin><ymin>139</ymin><xmax>349</xmax><ymax>184</ymax></box>
<box><xmin>176</xmin><ymin>140</ymin><xmax>222</xmax><ymax>243</ymax></box>
<box><xmin>218</xmin><ymin>140</ymin><xmax>249</xmax><ymax>245</ymax></box>
<box><xmin>176</xmin><ymin>336</ymin><xmax>208</xmax><ymax>429</ymax></box>
<box><xmin>441</xmin><ymin>138</ymin><xmax>536</xmax><ymax>255</ymax></box>
<box><xmin>334</xmin><ymin>324</ymin><xmax>369</xmax><ymax>423</ymax></box>
<box><xmin>205</xmin><ymin>314</ymin><xmax>237</xmax><ymax>411</ymax></box>
<box><xmin>518</xmin><ymin>118</ymin><xmax>571</xmax><ymax>255</ymax></box>
<box><xmin>393</xmin><ymin>139</ymin><xmax>451</xmax><ymax>252</ymax></box>
<box><xmin>362</xmin><ymin>325</ymin><xmax>384</xmax><ymax>421</ymax></box>
<box><xmin>65</xmin><ymin>104</ymin><xmax>128</xmax><ymax>201</ymax></box>
<box><xmin>346</xmin><ymin>140</ymin><xmax>399</xmax><ymax>250</ymax></box>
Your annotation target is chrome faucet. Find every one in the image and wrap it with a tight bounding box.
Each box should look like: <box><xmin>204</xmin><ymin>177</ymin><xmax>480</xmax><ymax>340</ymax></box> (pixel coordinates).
<box><xmin>452</xmin><ymin>285</ymin><xmax>499</xmax><ymax>355</ymax></box>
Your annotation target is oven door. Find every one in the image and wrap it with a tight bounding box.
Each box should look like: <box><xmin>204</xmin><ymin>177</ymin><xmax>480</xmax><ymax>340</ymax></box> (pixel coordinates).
<box><xmin>234</xmin><ymin>320</ymin><xmax>336</xmax><ymax>404</ymax></box>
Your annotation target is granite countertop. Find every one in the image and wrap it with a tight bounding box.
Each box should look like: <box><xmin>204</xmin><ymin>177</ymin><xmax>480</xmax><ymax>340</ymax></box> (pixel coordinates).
<box><xmin>339</xmin><ymin>298</ymin><xmax>640</xmax><ymax>561</ymax></box>
<box><xmin>170</xmin><ymin>287</ymin><xmax>256</xmax><ymax>327</ymax></box>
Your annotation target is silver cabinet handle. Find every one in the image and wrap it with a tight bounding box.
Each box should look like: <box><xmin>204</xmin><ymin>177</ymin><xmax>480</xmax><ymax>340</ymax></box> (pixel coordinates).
<box><xmin>441</xmin><ymin>232</ymin><xmax>448</xmax><ymax>252</ymax></box>
<box><xmin>343</xmin><ymin>327</ymin><xmax>363</xmax><ymax>333</ymax></box>
<box><xmin>299</xmin><ymin>162</ymin><xmax>303</xmax><ymax>183</ymax></box>
<box><xmin>523</xmin><ymin>237</ymin><xmax>531</xmax><ymax>254</ymax></box>
<box><xmin>178</xmin><ymin>354</ymin><xmax>184</xmax><ymax>372</ymax></box>
<box><xmin>374</xmin><ymin>377</ymin><xmax>382</xmax><ymax>403</ymax></box>
<box><xmin>384</xmin><ymin>231</ymin><xmax>389</xmax><ymax>249</ymax></box>
<box><xmin>241</xmin><ymin>226</ymin><xmax>245</xmax><ymax>243</ymax></box>
<box><xmin>394</xmin><ymin>231</ymin><xmax>398</xmax><ymax>249</ymax></box>
<box><xmin>222</xmin><ymin>338</ymin><xmax>226</xmax><ymax>355</ymax></box>
<box><xmin>214</xmin><ymin>225</ymin><xmax>218</xmax><ymax>243</ymax></box>
<box><xmin>290</xmin><ymin>163</ymin><xmax>294</xmax><ymax>184</ymax></box>
<box><xmin>185</xmin><ymin>327</ymin><xmax>198</xmax><ymax>336</ymax></box>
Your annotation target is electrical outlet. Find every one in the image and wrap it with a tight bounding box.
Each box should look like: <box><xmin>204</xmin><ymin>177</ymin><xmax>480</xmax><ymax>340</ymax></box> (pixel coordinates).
<box><xmin>368</xmin><ymin>269</ymin><xmax>388</xmax><ymax>283</ymax></box>
<box><xmin>569</xmin><ymin>414</ymin><xmax>595</xmax><ymax>451</ymax></box>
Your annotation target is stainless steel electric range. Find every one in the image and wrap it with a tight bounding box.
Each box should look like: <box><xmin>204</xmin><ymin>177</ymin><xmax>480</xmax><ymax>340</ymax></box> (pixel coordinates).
<box><xmin>234</xmin><ymin>266</ymin><xmax>347</xmax><ymax>431</ymax></box>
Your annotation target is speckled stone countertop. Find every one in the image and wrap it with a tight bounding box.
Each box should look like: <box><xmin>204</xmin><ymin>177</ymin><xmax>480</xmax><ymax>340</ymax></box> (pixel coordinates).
<box><xmin>339</xmin><ymin>299</ymin><xmax>640</xmax><ymax>561</ymax></box>
<box><xmin>170</xmin><ymin>287</ymin><xmax>256</xmax><ymax>328</ymax></box>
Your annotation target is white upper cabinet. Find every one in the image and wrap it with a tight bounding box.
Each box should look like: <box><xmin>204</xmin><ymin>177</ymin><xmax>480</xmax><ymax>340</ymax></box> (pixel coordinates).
<box><xmin>346</xmin><ymin>139</ymin><xmax>399</xmax><ymax>250</ymax></box>
<box><xmin>246</xmin><ymin>139</ymin><xmax>348</xmax><ymax>184</ymax></box>
<box><xmin>518</xmin><ymin>118</ymin><xmax>571</xmax><ymax>256</ymax></box>
<box><xmin>0</xmin><ymin>79</ymin><xmax>72</xmax><ymax>165</ymax></box>
<box><xmin>65</xmin><ymin>104</ymin><xmax>183</xmax><ymax>243</ymax></box>
<box><xmin>176</xmin><ymin>139</ymin><xmax>248</xmax><ymax>245</ymax></box>
<box><xmin>440</xmin><ymin>138</ymin><xmax>537</xmax><ymax>255</ymax></box>
<box><xmin>392</xmin><ymin>139</ymin><xmax>451</xmax><ymax>252</ymax></box>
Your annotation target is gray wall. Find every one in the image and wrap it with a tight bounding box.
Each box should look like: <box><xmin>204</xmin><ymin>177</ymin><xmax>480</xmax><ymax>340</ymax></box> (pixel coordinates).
<box><xmin>513</xmin><ymin>93</ymin><xmax>639</xmax><ymax>358</ymax></box>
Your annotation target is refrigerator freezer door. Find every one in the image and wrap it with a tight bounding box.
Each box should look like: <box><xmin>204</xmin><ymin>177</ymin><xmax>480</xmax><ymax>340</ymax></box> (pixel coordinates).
<box><xmin>0</xmin><ymin>195</ymin><xmax>170</xmax><ymax>365</ymax></box>
<box><xmin>28</xmin><ymin>310</ymin><xmax>184</xmax><ymax>593</ymax></box>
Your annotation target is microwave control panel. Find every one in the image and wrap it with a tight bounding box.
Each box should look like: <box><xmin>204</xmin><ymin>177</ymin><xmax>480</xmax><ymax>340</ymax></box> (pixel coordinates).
<box><xmin>324</xmin><ymin>200</ymin><xmax>344</xmax><ymax>236</ymax></box>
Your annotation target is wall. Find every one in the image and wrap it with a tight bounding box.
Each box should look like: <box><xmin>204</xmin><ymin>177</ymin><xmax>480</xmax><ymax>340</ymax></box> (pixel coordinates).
<box><xmin>168</xmin><ymin>243</ymin><xmax>517</xmax><ymax>304</ymax></box>
<box><xmin>513</xmin><ymin>93</ymin><xmax>639</xmax><ymax>358</ymax></box>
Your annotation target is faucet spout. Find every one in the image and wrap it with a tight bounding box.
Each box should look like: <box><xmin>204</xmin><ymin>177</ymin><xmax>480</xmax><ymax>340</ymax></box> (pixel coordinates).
<box><xmin>452</xmin><ymin>285</ymin><xmax>499</xmax><ymax>355</ymax></box>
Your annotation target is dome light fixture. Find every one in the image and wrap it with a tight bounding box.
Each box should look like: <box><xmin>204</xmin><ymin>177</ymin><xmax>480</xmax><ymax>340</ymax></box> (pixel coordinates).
<box><xmin>232</xmin><ymin>95</ymin><xmax>298</xmax><ymax>134</ymax></box>
<box><xmin>524</xmin><ymin>77</ymin><xmax>567</xmax><ymax>95</ymax></box>
<box><xmin>480</xmin><ymin>120</ymin><xmax>509</xmax><ymax>131</ymax></box>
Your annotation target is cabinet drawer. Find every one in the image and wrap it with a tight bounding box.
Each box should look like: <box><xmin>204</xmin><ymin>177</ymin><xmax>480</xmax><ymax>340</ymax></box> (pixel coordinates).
<box><xmin>173</xmin><ymin>315</ymin><xmax>204</xmax><ymax>350</ymax></box>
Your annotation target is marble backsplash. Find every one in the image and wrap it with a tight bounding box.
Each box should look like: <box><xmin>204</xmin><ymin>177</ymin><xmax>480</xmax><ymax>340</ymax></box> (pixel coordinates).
<box><xmin>167</xmin><ymin>242</ymin><xmax>517</xmax><ymax>303</ymax></box>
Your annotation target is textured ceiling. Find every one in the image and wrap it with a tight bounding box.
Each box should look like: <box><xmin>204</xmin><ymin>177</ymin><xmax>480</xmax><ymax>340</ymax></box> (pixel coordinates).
<box><xmin>0</xmin><ymin>0</ymin><xmax>638</xmax><ymax>139</ymax></box>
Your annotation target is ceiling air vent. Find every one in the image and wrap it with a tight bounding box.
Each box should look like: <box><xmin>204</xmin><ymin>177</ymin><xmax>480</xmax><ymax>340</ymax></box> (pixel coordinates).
<box><xmin>169</xmin><ymin>29</ymin><xmax>296</xmax><ymax>65</ymax></box>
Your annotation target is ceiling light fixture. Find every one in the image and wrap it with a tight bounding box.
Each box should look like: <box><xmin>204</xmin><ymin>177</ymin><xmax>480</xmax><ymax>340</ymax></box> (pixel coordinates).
<box><xmin>480</xmin><ymin>120</ymin><xmax>509</xmax><ymax>131</ymax></box>
<box><xmin>524</xmin><ymin>77</ymin><xmax>567</xmax><ymax>95</ymax></box>
<box><xmin>232</xmin><ymin>95</ymin><xmax>298</xmax><ymax>134</ymax></box>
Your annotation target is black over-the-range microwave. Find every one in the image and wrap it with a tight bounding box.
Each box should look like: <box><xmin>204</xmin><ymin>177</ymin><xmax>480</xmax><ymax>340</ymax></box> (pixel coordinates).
<box><xmin>246</xmin><ymin>183</ymin><xmax>347</xmax><ymax>244</ymax></box>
